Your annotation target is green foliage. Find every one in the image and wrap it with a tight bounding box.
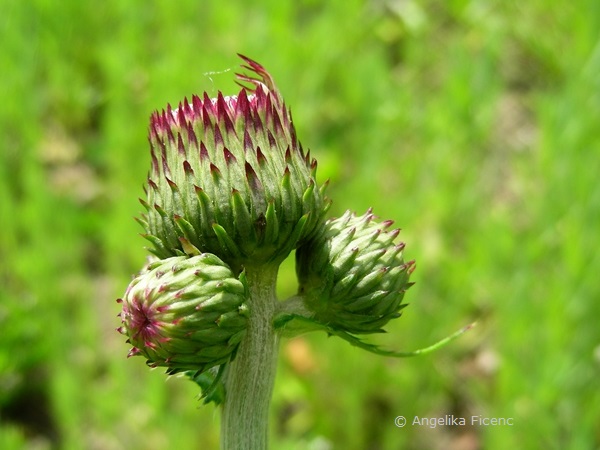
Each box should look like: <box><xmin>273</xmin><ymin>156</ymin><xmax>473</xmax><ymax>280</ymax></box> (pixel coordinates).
<box><xmin>1</xmin><ymin>0</ymin><xmax>599</xmax><ymax>448</ymax></box>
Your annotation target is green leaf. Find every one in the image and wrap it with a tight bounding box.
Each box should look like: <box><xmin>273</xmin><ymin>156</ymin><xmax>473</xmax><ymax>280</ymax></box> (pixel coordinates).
<box><xmin>185</xmin><ymin>364</ymin><xmax>227</xmax><ymax>406</ymax></box>
<box><xmin>274</xmin><ymin>313</ymin><xmax>475</xmax><ymax>357</ymax></box>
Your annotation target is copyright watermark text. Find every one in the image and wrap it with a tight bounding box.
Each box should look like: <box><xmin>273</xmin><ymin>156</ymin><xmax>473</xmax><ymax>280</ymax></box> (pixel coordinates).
<box><xmin>394</xmin><ymin>415</ymin><xmax>514</xmax><ymax>428</ymax></box>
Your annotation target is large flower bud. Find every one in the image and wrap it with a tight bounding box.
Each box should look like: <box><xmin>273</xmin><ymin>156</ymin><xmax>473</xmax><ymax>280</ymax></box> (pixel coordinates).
<box><xmin>296</xmin><ymin>209</ymin><xmax>415</xmax><ymax>334</ymax></box>
<box><xmin>117</xmin><ymin>254</ymin><xmax>249</xmax><ymax>374</ymax></box>
<box><xmin>138</xmin><ymin>56</ymin><xmax>329</xmax><ymax>272</ymax></box>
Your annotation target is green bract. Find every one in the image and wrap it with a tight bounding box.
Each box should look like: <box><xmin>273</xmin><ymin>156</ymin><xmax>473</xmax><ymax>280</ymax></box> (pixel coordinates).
<box><xmin>138</xmin><ymin>55</ymin><xmax>329</xmax><ymax>273</ymax></box>
<box><xmin>296</xmin><ymin>209</ymin><xmax>415</xmax><ymax>335</ymax></box>
<box><xmin>118</xmin><ymin>254</ymin><xmax>249</xmax><ymax>374</ymax></box>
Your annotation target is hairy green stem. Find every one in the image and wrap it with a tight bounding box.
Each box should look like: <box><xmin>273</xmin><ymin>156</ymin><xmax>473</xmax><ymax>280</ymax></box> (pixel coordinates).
<box><xmin>220</xmin><ymin>264</ymin><xmax>280</xmax><ymax>449</ymax></box>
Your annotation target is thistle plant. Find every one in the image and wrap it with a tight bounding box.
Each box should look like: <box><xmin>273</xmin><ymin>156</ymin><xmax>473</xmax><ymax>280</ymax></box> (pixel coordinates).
<box><xmin>118</xmin><ymin>55</ymin><xmax>470</xmax><ymax>449</ymax></box>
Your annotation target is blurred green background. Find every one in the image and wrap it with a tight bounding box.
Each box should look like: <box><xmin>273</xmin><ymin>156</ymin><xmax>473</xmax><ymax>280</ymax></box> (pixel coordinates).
<box><xmin>1</xmin><ymin>0</ymin><xmax>599</xmax><ymax>449</ymax></box>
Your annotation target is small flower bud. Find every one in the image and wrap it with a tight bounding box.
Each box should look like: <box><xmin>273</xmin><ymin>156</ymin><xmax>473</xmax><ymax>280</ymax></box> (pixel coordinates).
<box><xmin>139</xmin><ymin>55</ymin><xmax>329</xmax><ymax>272</ymax></box>
<box><xmin>118</xmin><ymin>254</ymin><xmax>249</xmax><ymax>374</ymax></box>
<box><xmin>296</xmin><ymin>209</ymin><xmax>415</xmax><ymax>334</ymax></box>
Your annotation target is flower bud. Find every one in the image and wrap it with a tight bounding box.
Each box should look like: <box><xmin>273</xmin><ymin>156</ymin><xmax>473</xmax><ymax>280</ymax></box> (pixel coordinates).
<box><xmin>117</xmin><ymin>254</ymin><xmax>249</xmax><ymax>374</ymax></box>
<box><xmin>138</xmin><ymin>55</ymin><xmax>329</xmax><ymax>272</ymax></box>
<box><xmin>296</xmin><ymin>209</ymin><xmax>415</xmax><ymax>334</ymax></box>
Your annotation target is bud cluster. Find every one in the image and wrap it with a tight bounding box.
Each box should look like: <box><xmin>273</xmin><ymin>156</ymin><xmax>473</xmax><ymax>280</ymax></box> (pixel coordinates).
<box><xmin>119</xmin><ymin>55</ymin><xmax>415</xmax><ymax>376</ymax></box>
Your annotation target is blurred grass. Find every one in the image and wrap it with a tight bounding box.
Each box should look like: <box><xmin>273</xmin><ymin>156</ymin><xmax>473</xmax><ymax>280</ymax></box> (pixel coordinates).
<box><xmin>1</xmin><ymin>0</ymin><xmax>599</xmax><ymax>449</ymax></box>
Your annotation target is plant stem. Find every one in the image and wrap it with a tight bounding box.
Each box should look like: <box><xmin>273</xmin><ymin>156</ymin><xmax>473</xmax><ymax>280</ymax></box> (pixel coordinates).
<box><xmin>220</xmin><ymin>264</ymin><xmax>280</xmax><ymax>450</ymax></box>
